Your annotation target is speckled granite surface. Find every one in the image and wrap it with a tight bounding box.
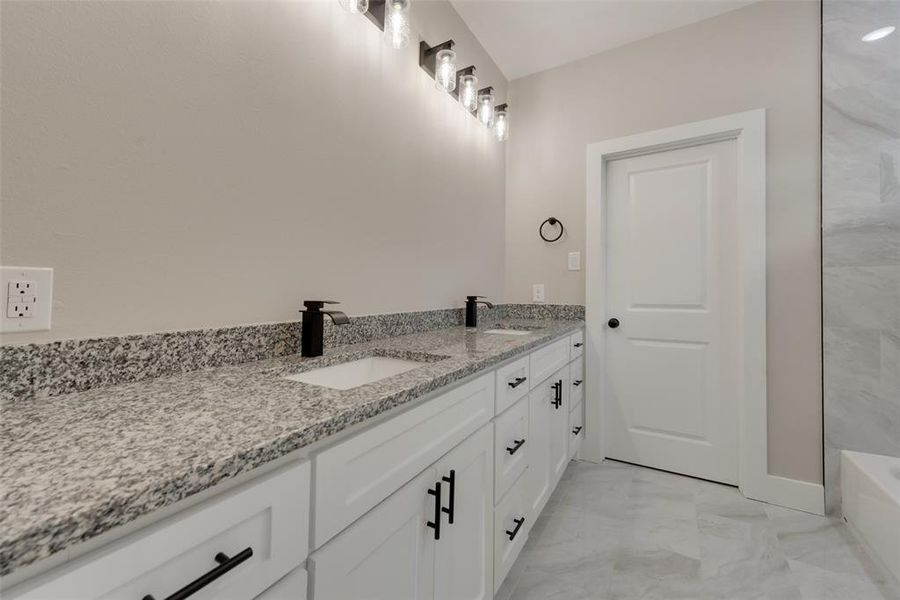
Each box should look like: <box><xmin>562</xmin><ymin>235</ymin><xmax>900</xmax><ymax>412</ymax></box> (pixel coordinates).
<box><xmin>0</xmin><ymin>318</ymin><xmax>582</xmax><ymax>577</ymax></box>
<box><xmin>0</xmin><ymin>305</ymin><xmax>581</xmax><ymax>401</ymax></box>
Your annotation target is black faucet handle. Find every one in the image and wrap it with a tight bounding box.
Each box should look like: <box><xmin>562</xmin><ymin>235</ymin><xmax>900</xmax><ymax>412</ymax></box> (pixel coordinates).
<box><xmin>466</xmin><ymin>295</ymin><xmax>487</xmax><ymax>301</ymax></box>
<box><xmin>302</xmin><ymin>300</ymin><xmax>340</xmax><ymax>311</ymax></box>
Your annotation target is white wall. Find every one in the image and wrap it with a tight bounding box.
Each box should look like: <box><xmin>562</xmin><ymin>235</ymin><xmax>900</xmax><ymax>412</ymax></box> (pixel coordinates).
<box><xmin>0</xmin><ymin>0</ymin><xmax>507</xmax><ymax>345</ymax></box>
<box><xmin>504</xmin><ymin>1</ymin><xmax>822</xmax><ymax>484</ymax></box>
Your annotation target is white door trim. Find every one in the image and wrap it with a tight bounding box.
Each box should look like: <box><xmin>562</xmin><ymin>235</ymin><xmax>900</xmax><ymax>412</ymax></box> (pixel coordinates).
<box><xmin>583</xmin><ymin>109</ymin><xmax>824</xmax><ymax>515</ymax></box>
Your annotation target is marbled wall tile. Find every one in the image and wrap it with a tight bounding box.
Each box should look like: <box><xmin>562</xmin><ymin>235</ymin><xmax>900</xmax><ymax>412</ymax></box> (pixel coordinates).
<box><xmin>882</xmin><ymin>141</ymin><xmax>900</xmax><ymax>204</ymax></box>
<box><xmin>823</xmin><ymin>0</ymin><xmax>900</xmax><ymax>512</ymax></box>
<box><xmin>823</xmin><ymin>205</ymin><xmax>900</xmax><ymax>267</ymax></box>
<box><xmin>823</xmin><ymin>266</ymin><xmax>900</xmax><ymax>332</ymax></box>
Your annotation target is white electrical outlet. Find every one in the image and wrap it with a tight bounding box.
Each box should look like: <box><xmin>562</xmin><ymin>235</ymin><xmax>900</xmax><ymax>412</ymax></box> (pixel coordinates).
<box><xmin>1</xmin><ymin>267</ymin><xmax>53</xmax><ymax>333</ymax></box>
<box><xmin>532</xmin><ymin>284</ymin><xmax>545</xmax><ymax>303</ymax></box>
<box><xmin>568</xmin><ymin>252</ymin><xmax>581</xmax><ymax>271</ymax></box>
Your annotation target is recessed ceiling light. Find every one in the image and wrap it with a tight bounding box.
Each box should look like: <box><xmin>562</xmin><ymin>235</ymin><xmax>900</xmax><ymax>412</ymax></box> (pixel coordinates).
<box><xmin>861</xmin><ymin>26</ymin><xmax>895</xmax><ymax>42</ymax></box>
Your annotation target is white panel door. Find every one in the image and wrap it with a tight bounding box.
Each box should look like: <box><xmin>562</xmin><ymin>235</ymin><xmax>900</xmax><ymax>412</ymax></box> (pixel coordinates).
<box><xmin>605</xmin><ymin>139</ymin><xmax>739</xmax><ymax>484</ymax></box>
<box><xmin>309</xmin><ymin>468</ymin><xmax>437</xmax><ymax>600</ymax></box>
<box><xmin>433</xmin><ymin>426</ymin><xmax>493</xmax><ymax>600</ymax></box>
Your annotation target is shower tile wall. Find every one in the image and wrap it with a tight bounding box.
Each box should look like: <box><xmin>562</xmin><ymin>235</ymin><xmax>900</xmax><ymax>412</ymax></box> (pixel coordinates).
<box><xmin>823</xmin><ymin>0</ymin><xmax>900</xmax><ymax>512</ymax></box>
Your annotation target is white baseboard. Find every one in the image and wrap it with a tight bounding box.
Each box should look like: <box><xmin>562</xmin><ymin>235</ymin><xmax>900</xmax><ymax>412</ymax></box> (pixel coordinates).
<box><xmin>747</xmin><ymin>474</ymin><xmax>825</xmax><ymax>515</ymax></box>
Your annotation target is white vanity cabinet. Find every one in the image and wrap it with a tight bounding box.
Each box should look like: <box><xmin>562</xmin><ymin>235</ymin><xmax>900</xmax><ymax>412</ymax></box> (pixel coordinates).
<box><xmin>6</xmin><ymin>327</ymin><xmax>585</xmax><ymax>600</ymax></box>
<box><xmin>309</xmin><ymin>425</ymin><xmax>493</xmax><ymax>600</ymax></box>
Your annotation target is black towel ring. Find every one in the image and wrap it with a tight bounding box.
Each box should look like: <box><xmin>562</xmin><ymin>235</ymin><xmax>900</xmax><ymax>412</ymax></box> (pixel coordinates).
<box><xmin>539</xmin><ymin>217</ymin><xmax>564</xmax><ymax>243</ymax></box>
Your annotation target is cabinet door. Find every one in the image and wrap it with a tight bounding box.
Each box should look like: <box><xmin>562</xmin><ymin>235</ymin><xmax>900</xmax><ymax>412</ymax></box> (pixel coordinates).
<box><xmin>549</xmin><ymin>365</ymin><xmax>570</xmax><ymax>485</ymax></box>
<box><xmin>526</xmin><ymin>380</ymin><xmax>553</xmax><ymax>519</ymax></box>
<box><xmin>433</xmin><ymin>425</ymin><xmax>493</xmax><ymax>600</ymax></box>
<box><xmin>309</xmin><ymin>468</ymin><xmax>437</xmax><ymax>600</ymax></box>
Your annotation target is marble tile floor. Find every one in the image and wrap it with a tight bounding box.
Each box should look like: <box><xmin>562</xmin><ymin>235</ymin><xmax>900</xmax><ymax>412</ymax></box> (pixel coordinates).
<box><xmin>497</xmin><ymin>460</ymin><xmax>900</xmax><ymax>600</ymax></box>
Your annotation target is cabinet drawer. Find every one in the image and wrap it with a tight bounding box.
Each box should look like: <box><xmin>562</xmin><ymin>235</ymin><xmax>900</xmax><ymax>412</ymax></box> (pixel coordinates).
<box><xmin>569</xmin><ymin>358</ymin><xmax>584</xmax><ymax>408</ymax></box>
<box><xmin>494</xmin><ymin>395</ymin><xmax>529</xmax><ymax>502</ymax></box>
<box><xmin>11</xmin><ymin>463</ymin><xmax>309</xmax><ymax>600</ymax></box>
<box><xmin>569</xmin><ymin>330</ymin><xmax>584</xmax><ymax>360</ymax></box>
<box><xmin>313</xmin><ymin>372</ymin><xmax>494</xmax><ymax>548</ymax></box>
<box><xmin>529</xmin><ymin>337</ymin><xmax>569</xmax><ymax>388</ymax></box>
<box><xmin>495</xmin><ymin>356</ymin><xmax>530</xmax><ymax>415</ymax></box>
<box><xmin>494</xmin><ymin>471</ymin><xmax>529</xmax><ymax>593</ymax></box>
<box><xmin>569</xmin><ymin>401</ymin><xmax>584</xmax><ymax>459</ymax></box>
<box><xmin>256</xmin><ymin>567</ymin><xmax>307</xmax><ymax>600</ymax></box>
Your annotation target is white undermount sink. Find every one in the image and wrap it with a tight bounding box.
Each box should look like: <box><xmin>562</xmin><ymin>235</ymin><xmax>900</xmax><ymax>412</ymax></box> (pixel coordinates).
<box><xmin>283</xmin><ymin>356</ymin><xmax>426</xmax><ymax>390</ymax></box>
<box><xmin>484</xmin><ymin>329</ymin><xmax>532</xmax><ymax>336</ymax></box>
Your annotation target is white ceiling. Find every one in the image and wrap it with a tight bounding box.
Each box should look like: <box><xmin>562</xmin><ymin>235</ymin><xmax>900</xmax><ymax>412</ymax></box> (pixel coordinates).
<box><xmin>451</xmin><ymin>0</ymin><xmax>758</xmax><ymax>80</ymax></box>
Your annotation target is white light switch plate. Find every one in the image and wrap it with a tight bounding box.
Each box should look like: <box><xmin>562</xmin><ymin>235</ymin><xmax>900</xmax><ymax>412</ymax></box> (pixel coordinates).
<box><xmin>532</xmin><ymin>284</ymin><xmax>545</xmax><ymax>303</ymax></box>
<box><xmin>1</xmin><ymin>267</ymin><xmax>53</xmax><ymax>333</ymax></box>
<box><xmin>568</xmin><ymin>252</ymin><xmax>581</xmax><ymax>271</ymax></box>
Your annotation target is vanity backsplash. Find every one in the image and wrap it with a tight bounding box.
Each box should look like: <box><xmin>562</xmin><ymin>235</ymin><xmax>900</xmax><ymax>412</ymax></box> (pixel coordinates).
<box><xmin>0</xmin><ymin>304</ymin><xmax>583</xmax><ymax>400</ymax></box>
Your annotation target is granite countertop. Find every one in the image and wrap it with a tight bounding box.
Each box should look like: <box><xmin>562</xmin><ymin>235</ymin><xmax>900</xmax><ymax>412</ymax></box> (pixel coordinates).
<box><xmin>0</xmin><ymin>319</ymin><xmax>582</xmax><ymax>577</ymax></box>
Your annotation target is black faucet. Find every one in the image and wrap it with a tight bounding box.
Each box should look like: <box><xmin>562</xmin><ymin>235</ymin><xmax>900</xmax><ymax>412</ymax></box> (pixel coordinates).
<box><xmin>300</xmin><ymin>300</ymin><xmax>349</xmax><ymax>357</ymax></box>
<box><xmin>465</xmin><ymin>296</ymin><xmax>494</xmax><ymax>328</ymax></box>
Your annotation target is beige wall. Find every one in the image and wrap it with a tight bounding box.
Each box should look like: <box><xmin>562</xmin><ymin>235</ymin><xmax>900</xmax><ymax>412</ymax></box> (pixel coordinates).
<box><xmin>505</xmin><ymin>1</ymin><xmax>822</xmax><ymax>483</ymax></box>
<box><xmin>0</xmin><ymin>0</ymin><xmax>507</xmax><ymax>345</ymax></box>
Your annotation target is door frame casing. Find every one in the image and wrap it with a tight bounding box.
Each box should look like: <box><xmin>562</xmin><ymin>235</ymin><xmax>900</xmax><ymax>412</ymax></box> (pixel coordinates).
<box><xmin>584</xmin><ymin>110</ymin><xmax>823</xmax><ymax>514</ymax></box>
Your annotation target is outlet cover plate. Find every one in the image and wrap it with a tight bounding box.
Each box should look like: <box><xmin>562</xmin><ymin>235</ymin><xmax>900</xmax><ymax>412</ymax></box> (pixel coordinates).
<box><xmin>568</xmin><ymin>252</ymin><xmax>581</xmax><ymax>271</ymax></box>
<box><xmin>1</xmin><ymin>267</ymin><xmax>53</xmax><ymax>333</ymax></box>
<box><xmin>532</xmin><ymin>283</ymin><xmax>545</xmax><ymax>303</ymax></box>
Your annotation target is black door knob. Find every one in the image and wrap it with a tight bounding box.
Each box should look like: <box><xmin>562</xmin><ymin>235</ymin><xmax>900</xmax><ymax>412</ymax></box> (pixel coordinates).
<box><xmin>608</xmin><ymin>318</ymin><xmax>620</xmax><ymax>328</ymax></box>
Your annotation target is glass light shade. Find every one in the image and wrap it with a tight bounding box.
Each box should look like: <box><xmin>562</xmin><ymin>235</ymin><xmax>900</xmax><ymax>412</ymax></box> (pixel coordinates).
<box><xmin>477</xmin><ymin>91</ymin><xmax>495</xmax><ymax>127</ymax></box>
<box><xmin>434</xmin><ymin>49</ymin><xmax>457</xmax><ymax>92</ymax></box>
<box><xmin>458</xmin><ymin>74</ymin><xmax>478</xmax><ymax>112</ymax></box>
<box><xmin>384</xmin><ymin>0</ymin><xmax>410</xmax><ymax>50</ymax></box>
<box><xmin>338</xmin><ymin>0</ymin><xmax>369</xmax><ymax>14</ymax></box>
<box><xmin>493</xmin><ymin>109</ymin><xmax>508</xmax><ymax>141</ymax></box>
<box><xmin>861</xmin><ymin>26</ymin><xmax>895</xmax><ymax>42</ymax></box>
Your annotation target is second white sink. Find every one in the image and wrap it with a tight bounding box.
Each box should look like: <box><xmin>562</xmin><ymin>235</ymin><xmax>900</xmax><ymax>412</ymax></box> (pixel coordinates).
<box><xmin>284</xmin><ymin>356</ymin><xmax>426</xmax><ymax>390</ymax></box>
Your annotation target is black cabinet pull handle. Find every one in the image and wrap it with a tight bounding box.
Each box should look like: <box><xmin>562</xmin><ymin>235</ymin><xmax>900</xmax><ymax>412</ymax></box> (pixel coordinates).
<box><xmin>608</xmin><ymin>318</ymin><xmax>620</xmax><ymax>329</ymax></box>
<box><xmin>506</xmin><ymin>517</ymin><xmax>526</xmax><ymax>541</ymax></box>
<box><xmin>574</xmin><ymin>342</ymin><xmax>583</xmax><ymax>348</ymax></box>
<box><xmin>508</xmin><ymin>376</ymin><xmax>527</xmax><ymax>389</ymax></box>
<box><xmin>551</xmin><ymin>381</ymin><xmax>562</xmax><ymax>409</ymax></box>
<box><xmin>426</xmin><ymin>481</ymin><xmax>442</xmax><ymax>540</ymax></box>
<box><xmin>572</xmin><ymin>426</ymin><xmax>583</xmax><ymax>436</ymax></box>
<box><xmin>506</xmin><ymin>439</ymin><xmax>526</xmax><ymax>455</ymax></box>
<box><xmin>141</xmin><ymin>547</ymin><xmax>253</xmax><ymax>600</ymax></box>
<box><xmin>441</xmin><ymin>470</ymin><xmax>455</xmax><ymax>525</ymax></box>
<box><xmin>573</xmin><ymin>380</ymin><xmax>583</xmax><ymax>387</ymax></box>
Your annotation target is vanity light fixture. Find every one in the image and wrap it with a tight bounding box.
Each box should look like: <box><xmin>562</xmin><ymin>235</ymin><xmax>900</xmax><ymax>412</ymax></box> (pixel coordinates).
<box><xmin>862</xmin><ymin>25</ymin><xmax>895</xmax><ymax>42</ymax></box>
<box><xmin>339</xmin><ymin>0</ymin><xmax>369</xmax><ymax>15</ymax></box>
<box><xmin>456</xmin><ymin>67</ymin><xmax>478</xmax><ymax>112</ymax></box>
<box><xmin>419</xmin><ymin>40</ymin><xmax>457</xmax><ymax>92</ymax></box>
<box><xmin>384</xmin><ymin>0</ymin><xmax>411</xmax><ymax>49</ymax></box>
<box><xmin>477</xmin><ymin>87</ymin><xmax>495</xmax><ymax>127</ymax></box>
<box><xmin>493</xmin><ymin>104</ymin><xmax>509</xmax><ymax>141</ymax></box>
<box><xmin>350</xmin><ymin>2</ymin><xmax>506</xmax><ymax>137</ymax></box>
<box><xmin>363</xmin><ymin>0</ymin><xmax>386</xmax><ymax>29</ymax></box>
